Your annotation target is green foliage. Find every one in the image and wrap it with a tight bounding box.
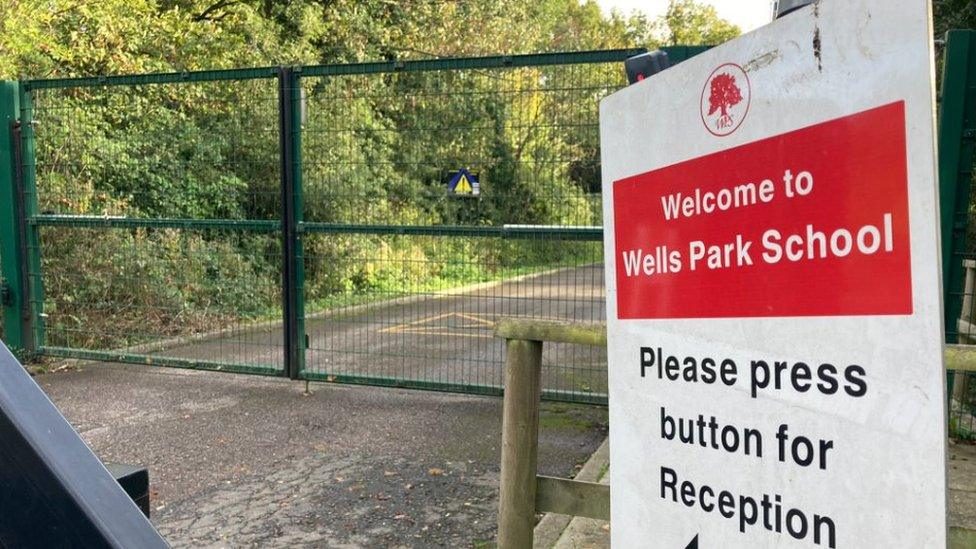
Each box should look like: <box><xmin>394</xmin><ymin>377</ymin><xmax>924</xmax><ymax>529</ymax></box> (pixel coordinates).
<box><xmin>934</xmin><ymin>0</ymin><xmax>976</xmax><ymax>37</ymax></box>
<box><xmin>658</xmin><ymin>0</ymin><xmax>740</xmax><ymax>46</ymax></box>
<box><xmin>0</xmin><ymin>0</ymin><xmax>327</xmax><ymax>78</ymax></box>
<box><xmin>0</xmin><ymin>0</ymin><xmax>741</xmax><ymax>350</ymax></box>
<box><xmin>11</xmin><ymin>0</ymin><xmax>968</xmax><ymax>355</ymax></box>
<box><xmin>41</xmin><ymin>227</ymin><xmax>280</xmax><ymax>349</ymax></box>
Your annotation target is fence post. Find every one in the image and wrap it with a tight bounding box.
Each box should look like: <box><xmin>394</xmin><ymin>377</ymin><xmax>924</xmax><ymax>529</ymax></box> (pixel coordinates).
<box><xmin>278</xmin><ymin>67</ymin><xmax>306</xmax><ymax>379</ymax></box>
<box><xmin>0</xmin><ymin>82</ymin><xmax>25</xmax><ymax>351</ymax></box>
<box><xmin>292</xmin><ymin>69</ymin><xmax>307</xmax><ymax>380</ymax></box>
<box><xmin>939</xmin><ymin>30</ymin><xmax>976</xmax><ymax>343</ymax></box>
<box><xmin>498</xmin><ymin>337</ymin><xmax>543</xmax><ymax>548</ymax></box>
<box><xmin>20</xmin><ymin>84</ymin><xmax>42</xmax><ymax>353</ymax></box>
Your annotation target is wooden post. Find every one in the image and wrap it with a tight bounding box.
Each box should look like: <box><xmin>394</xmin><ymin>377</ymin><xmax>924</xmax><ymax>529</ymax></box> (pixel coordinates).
<box><xmin>961</xmin><ymin>260</ymin><xmax>976</xmax><ymax>340</ymax></box>
<box><xmin>955</xmin><ymin>261</ymin><xmax>976</xmax><ymax>404</ymax></box>
<box><xmin>497</xmin><ymin>337</ymin><xmax>543</xmax><ymax>549</ymax></box>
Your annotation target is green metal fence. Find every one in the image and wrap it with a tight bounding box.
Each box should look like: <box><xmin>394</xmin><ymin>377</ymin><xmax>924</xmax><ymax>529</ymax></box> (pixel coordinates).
<box><xmin>1</xmin><ymin>33</ymin><xmax>976</xmax><ymax>414</ymax></box>
<box><xmin>939</xmin><ymin>30</ymin><xmax>976</xmax><ymax>438</ymax></box>
<box><xmin>4</xmin><ymin>36</ymin><xmax>976</xmax><ymax>411</ymax></box>
<box><xmin>3</xmin><ymin>48</ymin><xmax>727</xmax><ymax>404</ymax></box>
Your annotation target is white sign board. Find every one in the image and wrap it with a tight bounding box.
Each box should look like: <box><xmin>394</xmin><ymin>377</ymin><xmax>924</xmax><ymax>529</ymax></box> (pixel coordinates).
<box><xmin>599</xmin><ymin>1</ymin><xmax>946</xmax><ymax>547</ymax></box>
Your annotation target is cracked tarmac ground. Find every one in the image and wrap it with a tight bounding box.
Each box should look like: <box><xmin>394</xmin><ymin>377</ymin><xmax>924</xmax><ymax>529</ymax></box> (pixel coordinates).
<box><xmin>155</xmin><ymin>454</ymin><xmax>498</xmax><ymax>547</ymax></box>
<box><xmin>36</xmin><ymin>362</ymin><xmax>608</xmax><ymax>547</ymax></box>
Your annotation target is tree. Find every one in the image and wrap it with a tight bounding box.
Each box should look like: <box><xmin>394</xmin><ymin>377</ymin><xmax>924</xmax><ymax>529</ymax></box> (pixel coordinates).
<box><xmin>658</xmin><ymin>0</ymin><xmax>741</xmax><ymax>46</ymax></box>
<box><xmin>933</xmin><ymin>0</ymin><xmax>976</xmax><ymax>37</ymax></box>
<box><xmin>0</xmin><ymin>0</ymin><xmax>753</xmax><ymax>351</ymax></box>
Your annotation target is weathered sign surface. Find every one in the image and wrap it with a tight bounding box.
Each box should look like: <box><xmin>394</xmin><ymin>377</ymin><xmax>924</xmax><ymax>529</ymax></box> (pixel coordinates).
<box><xmin>600</xmin><ymin>1</ymin><xmax>946</xmax><ymax>546</ymax></box>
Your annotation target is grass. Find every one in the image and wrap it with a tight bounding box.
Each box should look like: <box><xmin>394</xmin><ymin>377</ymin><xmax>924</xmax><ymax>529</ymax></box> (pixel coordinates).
<box><xmin>38</xmin><ymin>231</ymin><xmax>601</xmax><ymax>364</ymax></box>
<box><xmin>538</xmin><ymin>402</ymin><xmax>600</xmax><ymax>431</ymax></box>
<box><xmin>41</xmin><ymin>251</ymin><xmax>595</xmax><ymax>361</ymax></box>
<box><xmin>304</xmin><ymin>257</ymin><xmax>589</xmax><ymax>316</ymax></box>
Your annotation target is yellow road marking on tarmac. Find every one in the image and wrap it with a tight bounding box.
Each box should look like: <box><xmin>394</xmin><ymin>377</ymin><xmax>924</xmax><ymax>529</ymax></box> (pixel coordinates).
<box><xmin>379</xmin><ymin>312</ymin><xmax>495</xmax><ymax>338</ymax></box>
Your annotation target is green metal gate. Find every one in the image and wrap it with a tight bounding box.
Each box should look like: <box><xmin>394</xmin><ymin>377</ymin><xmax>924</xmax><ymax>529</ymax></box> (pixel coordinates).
<box><xmin>6</xmin><ymin>68</ymin><xmax>287</xmax><ymax>376</ymax></box>
<box><xmin>2</xmin><ymin>49</ymin><xmax>720</xmax><ymax>404</ymax></box>
<box><xmin>5</xmin><ymin>40</ymin><xmax>976</xmax><ymax>408</ymax></box>
<box><xmin>294</xmin><ymin>52</ymin><xmax>642</xmax><ymax>403</ymax></box>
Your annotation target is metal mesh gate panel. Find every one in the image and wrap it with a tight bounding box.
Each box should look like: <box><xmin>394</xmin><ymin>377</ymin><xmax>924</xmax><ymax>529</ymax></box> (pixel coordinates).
<box><xmin>296</xmin><ymin>52</ymin><xmax>637</xmax><ymax>403</ymax></box>
<box><xmin>24</xmin><ymin>71</ymin><xmax>285</xmax><ymax>375</ymax></box>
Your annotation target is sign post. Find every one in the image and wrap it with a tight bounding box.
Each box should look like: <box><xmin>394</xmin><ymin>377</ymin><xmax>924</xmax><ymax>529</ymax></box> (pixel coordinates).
<box><xmin>599</xmin><ymin>1</ymin><xmax>946</xmax><ymax>547</ymax></box>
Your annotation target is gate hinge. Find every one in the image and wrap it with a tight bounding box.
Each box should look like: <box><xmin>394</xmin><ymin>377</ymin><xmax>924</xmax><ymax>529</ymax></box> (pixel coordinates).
<box><xmin>1</xmin><ymin>284</ymin><xmax>12</xmax><ymax>307</ymax></box>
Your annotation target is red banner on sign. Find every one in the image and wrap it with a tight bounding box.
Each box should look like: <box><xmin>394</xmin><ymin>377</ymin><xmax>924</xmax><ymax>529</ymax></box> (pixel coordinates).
<box><xmin>612</xmin><ymin>101</ymin><xmax>912</xmax><ymax>319</ymax></box>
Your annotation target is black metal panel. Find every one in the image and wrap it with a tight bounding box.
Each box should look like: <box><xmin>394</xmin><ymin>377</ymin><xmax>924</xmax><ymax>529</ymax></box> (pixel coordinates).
<box><xmin>105</xmin><ymin>463</ymin><xmax>151</xmax><ymax>519</ymax></box>
<box><xmin>0</xmin><ymin>341</ymin><xmax>168</xmax><ymax>548</ymax></box>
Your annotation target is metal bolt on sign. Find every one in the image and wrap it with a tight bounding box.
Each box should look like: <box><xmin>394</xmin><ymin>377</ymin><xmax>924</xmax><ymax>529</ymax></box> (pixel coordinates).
<box><xmin>775</xmin><ymin>0</ymin><xmax>814</xmax><ymax>18</ymax></box>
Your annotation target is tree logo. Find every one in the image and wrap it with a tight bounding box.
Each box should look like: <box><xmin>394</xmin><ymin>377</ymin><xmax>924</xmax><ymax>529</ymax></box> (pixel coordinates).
<box><xmin>700</xmin><ymin>63</ymin><xmax>750</xmax><ymax>136</ymax></box>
